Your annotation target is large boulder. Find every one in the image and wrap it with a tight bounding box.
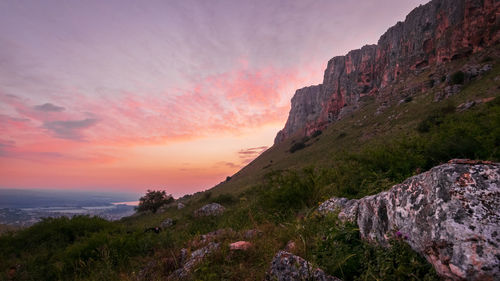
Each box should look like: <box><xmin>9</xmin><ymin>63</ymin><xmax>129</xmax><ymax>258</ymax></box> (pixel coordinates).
<box><xmin>194</xmin><ymin>203</ymin><xmax>225</xmax><ymax>217</ymax></box>
<box><xmin>266</xmin><ymin>251</ymin><xmax>342</xmax><ymax>281</ymax></box>
<box><xmin>319</xmin><ymin>160</ymin><xmax>500</xmax><ymax>280</ymax></box>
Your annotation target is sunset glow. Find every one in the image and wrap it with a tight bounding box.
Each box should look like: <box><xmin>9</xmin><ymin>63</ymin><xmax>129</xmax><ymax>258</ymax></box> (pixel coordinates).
<box><xmin>0</xmin><ymin>0</ymin><xmax>427</xmax><ymax>196</ymax></box>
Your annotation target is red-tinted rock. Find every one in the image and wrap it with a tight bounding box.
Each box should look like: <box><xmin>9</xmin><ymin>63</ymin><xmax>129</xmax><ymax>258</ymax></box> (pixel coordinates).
<box><xmin>276</xmin><ymin>0</ymin><xmax>500</xmax><ymax>144</ymax></box>
<box><xmin>229</xmin><ymin>241</ymin><xmax>252</xmax><ymax>251</ymax></box>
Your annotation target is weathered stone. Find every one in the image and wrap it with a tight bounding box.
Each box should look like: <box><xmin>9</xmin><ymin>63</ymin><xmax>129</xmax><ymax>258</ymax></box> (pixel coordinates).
<box><xmin>168</xmin><ymin>242</ymin><xmax>220</xmax><ymax>280</ymax></box>
<box><xmin>229</xmin><ymin>241</ymin><xmax>252</xmax><ymax>251</ymax></box>
<box><xmin>320</xmin><ymin>161</ymin><xmax>500</xmax><ymax>281</ymax></box>
<box><xmin>284</xmin><ymin>240</ymin><xmax>296</xmax><ymax>252</ymax></box>
<box><xmin>266</xmin><ymin>251</ymin><xmax>342</xmax><ymax>281</ymax></box>
<box><xmin>190</xmin><ymin>228</ymin><xmax>235</xmax><ymax>248</ymax></box>
<box><xmin>179</xmin><ymin>248</ymin><xmax>188</xmax><ymax>264</ymax></box>
<box><xmin>462</xmin><ymin>63</ymin><xmax>493</xmax><ymax>80</ymax></box>
<box><xmin>456</xmin><ymin>100</ymin><xmax>476</xmax><ymax>111</ymax></box>
<box><xmin>177</xmin><ymin>202</ymin><xmax>185</xmax><ymax>210</ymax></box>
<box><xmin>194</xmin><ymin>203</ymin><xmax>225</xmax><ymax>217</ymax></box>
<box><xmin>456</xmin><ymin>97</ymin><xmax>496</xmax><ymax>112</ymax></box>
<box><xmin>160</xmin><ymin>218</ymin><xmax>174</xmax><ymax>228</ymax></box>
<box><xmin>275</xmin><ymin>0</ymin><xmax>500</xmax><ymax>144</ymax></box>
<box><xmin>435</xmin><ymin>84</ymin><xmax>463</xmax><ymax>102</ymax></box>
<box><xmin>318</xmin><ymin>197</ymin><xmax>359</xmax><ymax>222</ymax></box>
<box><xmin>243</xmin><ymin>229</ymin><xmax>263</xmax><ymax>239</ymax></box>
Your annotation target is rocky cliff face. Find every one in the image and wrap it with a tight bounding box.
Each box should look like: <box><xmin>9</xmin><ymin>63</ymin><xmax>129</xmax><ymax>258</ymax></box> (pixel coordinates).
<box><xmin>275</xmin><ymin>0</ymin><xmax>500</xmax><ymax>143</ymax></box>
<box><xmin>319</xmin><ymin>160</ymin><xmax>500</xmax><ymax>281</ymax></box>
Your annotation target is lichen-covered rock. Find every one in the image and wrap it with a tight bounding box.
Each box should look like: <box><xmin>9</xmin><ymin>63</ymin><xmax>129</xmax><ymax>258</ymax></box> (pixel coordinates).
<box><xmin>194</xmin><ymin>203</ymin><xmax>225</xmax><ymax>217</ymax></box>
<box><xmin>266</xmin><ymin>251</ymin><xmax>342</xmax><ymax>281</ymax></box>
<box><xmin>168</xmin><ymin>242</ymin><xmax>220</xmax><ymax>280</ymax></box>
<box><xmin>318</xmin><ymin>197</ymin><xmax>358</xmax><ymax>222</ymax></box>
<box><xmin>320</xmin><ymin>161</ymin><xmax>500</xmax><ymax>280</ymax></box>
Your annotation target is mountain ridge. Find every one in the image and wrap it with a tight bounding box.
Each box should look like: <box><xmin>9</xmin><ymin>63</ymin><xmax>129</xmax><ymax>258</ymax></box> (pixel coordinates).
<box><xmin>275</xmin><ymin>0</ymin><xmax>500</xmax><ymax>144</ymax></box>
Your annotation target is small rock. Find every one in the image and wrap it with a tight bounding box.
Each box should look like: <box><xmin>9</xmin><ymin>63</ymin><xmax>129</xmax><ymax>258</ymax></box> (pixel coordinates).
<box><xmin>190</xmin><ymin>228</ymin><xmax>235</xmax><ymax>248</ymax></box>
<box><xmin>177</xmin><ymin>202</ymin><xmax>185</xmax><ymax>209</ymax></box>
<box><xmin>179</xmin><ymin>248</ymin><xmax>188</xmax><ymax>264</ymax></box>
<box><xmin>168</xmin><ymin>242</ymin><xmax>220</xmax><ymax>280</ymax></box>
<box><xmin>160</xmin><ymin>218</ymin><xmax>174</xmax><ymax>228</ymax></box>
<box><xmin>194</xmin><ymin>203</ymin><xmax>225</xmax><ymax>217</ymax></box>
<box><xmin>229</xmin><ymin>241</ymin><xmax>252</xmax><ymax>251</ymax></box>
<box><xmin>456</xmin><ymin>100</ymin><xmax>476</xmax><ymax>112</ymax></box>
<box><xmin>243</xmin><ymin>229</ymin><xmax>262</xmax><ymax>239</ymax></box>
<box><xmin>318</xmin><ymin>197</ymin><xmax>358</xmax><ymax>222</ymax></box>
<box><xmin>284</xmin><ymin>240</ymin><xmax>296</xmax><ymax>252</ymax></box>
<box><xmin>435</xmin><ymin>84</ymin><xmax>462</xmax><ymax>101</ymax></box>
<box><xmin>266</xmin><ymin>251</ymin><xmax>342</xmax><ymax>281</ymax></box>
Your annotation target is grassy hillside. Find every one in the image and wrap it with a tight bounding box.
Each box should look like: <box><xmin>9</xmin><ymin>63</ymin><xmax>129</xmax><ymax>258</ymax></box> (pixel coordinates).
<box><xmin>209</xmin><ymin>48</ymin><xmax>500</xmax><ymax>198</ymax></box>
<box><xmin>1</xmin><ymin>49</ymin><xmax>499</xmax><ymax>281</ymax></box>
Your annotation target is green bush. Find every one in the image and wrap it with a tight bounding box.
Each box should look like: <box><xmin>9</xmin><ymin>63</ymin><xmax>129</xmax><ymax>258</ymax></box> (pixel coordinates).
<box><xmin>257</xmin><ymin>169</ymin><xmax>319</xmax><ymax>219</ymax></box>
<box><xmin>311</xmin><ymin>130</ymin><xmax>323</xmax><ymax>138</ymax></box>
<box><xmin>137</xmin><ymin>189</ymin><xmax>174</xmax><ymax>213</ymax></box>
<box><xmin>212</xmin><ymin>193</ymin><xmax>237</xmax><ymax>205</ymax></box>
<box><xmin>450</xmin><ymin>71</ymin><xmax>465</xmax><ymax>85</ymax></box>
<box><xmin>290</xmin><ymin>141</ymin><xmax>306</xmax><ymax>153</ymax></box>
<box><xmin>305</xmin><ymin>216</ymin><xmax>440</xmax><ymax>281</ymax></box>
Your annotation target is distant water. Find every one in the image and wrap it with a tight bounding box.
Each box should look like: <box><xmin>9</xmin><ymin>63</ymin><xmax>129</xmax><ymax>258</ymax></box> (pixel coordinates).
<box><xmin>112</xmin><ymin>201</ymin><xmax>140</xmax><ymax>206</ymax></box>
<box><xmin>0</xmin><ymin>189</ymin><xmax>140</xmax><ymax>226</ymax></box>
<box><xmin>0</xmin><ymin>188</ymin><xmax>140</xmax><ymax>208</ymax></box>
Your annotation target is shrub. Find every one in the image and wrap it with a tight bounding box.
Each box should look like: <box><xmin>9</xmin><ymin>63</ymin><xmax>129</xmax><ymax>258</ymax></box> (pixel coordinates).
<box><xmin>306</xmin><ymin>216</ymin><xmax>440</xmax><ymax>281</ymax></box>
<box><xmin>311</xmin><ymin>130</ymin><xmax>322</xmax><ymax>138</ymax></box>
<box><xmin>450</xmin><ymin>71</ymin><xmax>465</xmax><ymax>85</ymax></box>
<box><xmin>417</xmin><ymin>104</ymin><xmax>455</xmax><ymax>133</ymax></box>
<box><xmin>136</xmin><ymin>190</ymin><xmax>174</xmax><ymax>213</ymax></box>
<box><xmin>290</xmin><ymin>141</ymin><xmax>306</xmax><ymax>153</ymax></box>
<box><xmin>212</xmin><ymin>193</ymin><xmax>237</xmax><ymax>205</ymax></box>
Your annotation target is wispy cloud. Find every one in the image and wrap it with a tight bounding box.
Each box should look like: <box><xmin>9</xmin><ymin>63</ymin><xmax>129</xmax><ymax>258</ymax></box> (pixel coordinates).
<box><xmin>43</xmin><ymin>118</ymin><xmax>99</xmax><ymax>141</ymax></box>
<box><xmin>216</xmin><ymin>161</ymin><xmax>240</xmax><ymax>169</ymax></box>
<box><xmin>238</xmin><ymin>146</ymin><xmax>268</xmax><ymax>164</ymax></box>
<box><xmin>0</xmin><ymin>139</ymin><xmax>15</xmax><ymax>157</ymax></box>
<box><xmin>34</xmin><ymin>103</ymin><xmax>65</xmax><ymax>112</ymax></box>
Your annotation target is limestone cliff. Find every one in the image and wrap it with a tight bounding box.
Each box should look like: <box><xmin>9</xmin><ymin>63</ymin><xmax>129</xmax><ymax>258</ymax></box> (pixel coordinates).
<box><xmin>275</xmin><ymin>0</ymin><xmax>500</xmax><ymax>144</ymax></box>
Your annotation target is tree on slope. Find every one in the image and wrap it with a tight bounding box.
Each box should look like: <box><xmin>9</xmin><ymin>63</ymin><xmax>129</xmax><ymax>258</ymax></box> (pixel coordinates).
<box><xmin>136</xmin><ymin>189</ymin><xmax>174</xmax><ymax>213</ymax></box>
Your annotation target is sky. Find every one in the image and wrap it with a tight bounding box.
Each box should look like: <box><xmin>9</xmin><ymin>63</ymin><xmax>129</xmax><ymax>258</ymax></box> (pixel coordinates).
<box><xmin>0</xmin><ymin>0</ymin><xmax>428</xmax><ymax>197</ymax></box>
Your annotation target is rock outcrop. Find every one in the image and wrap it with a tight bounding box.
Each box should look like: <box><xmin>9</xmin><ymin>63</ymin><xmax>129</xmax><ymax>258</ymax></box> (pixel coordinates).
<box><xmin>275</xmin><ymin>0</ymin><xmax>500</xmax><ymax>143</ymax></box>
<box><xmin>318</xmin><ymin>160</ymin><xmax>500</xmax><ymax>281</ymax></box>
<box><xmin>168</xmin><ymin>242</ymin><xmax>220</xmax><ymax>280</ymax></box>
<box><xmin>193</xmin><ymin>203</ymin><xmax>225</xmax><ymax>217</ymax></box>
<box><xmin>266</xmin><ymin>251</ymin><xmax>342</xmax><ymax>281</ymax></box>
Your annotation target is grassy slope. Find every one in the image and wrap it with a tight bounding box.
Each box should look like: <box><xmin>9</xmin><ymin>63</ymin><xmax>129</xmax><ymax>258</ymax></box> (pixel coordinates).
<box><xmin>1</xmin><ymin>49</ymin><xmax>499</xmax><ymax>281</ymax></box>
<box><xmin>208</xmin><ymin>48</ymin><xmax>500</xmax><ymax>198</ymax></box>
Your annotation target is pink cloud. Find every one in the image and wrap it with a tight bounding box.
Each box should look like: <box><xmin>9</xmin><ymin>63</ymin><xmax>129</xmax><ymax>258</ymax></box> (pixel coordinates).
<box><xmin>49</xmin><ymin>63</ymin><xmax>319</xmax><ymax>146</ymax></box>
